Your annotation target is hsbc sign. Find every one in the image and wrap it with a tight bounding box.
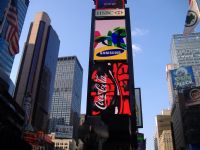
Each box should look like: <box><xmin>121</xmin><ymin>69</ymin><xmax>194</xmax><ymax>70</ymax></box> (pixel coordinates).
<box><xmin>95</xmin><ymin>9</ymin><xmax>125</xmax><ymax>17</ymax></box>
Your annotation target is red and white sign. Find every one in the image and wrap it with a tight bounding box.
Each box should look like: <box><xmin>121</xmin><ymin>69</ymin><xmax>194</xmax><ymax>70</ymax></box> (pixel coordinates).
<box><xmin>95</xmin><ymin>9</ymin><xmax>125</xmax><ymax>17</ymax></box>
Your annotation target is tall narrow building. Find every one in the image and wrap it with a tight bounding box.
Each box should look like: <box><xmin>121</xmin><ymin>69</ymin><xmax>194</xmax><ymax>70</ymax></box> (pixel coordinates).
<box><xmin>49</xmin><ymin>56</ymin><xmax>83</xmax><ymax>139</ymax></box>
<box><xmin>0</xmin><ymin>0</ymin><xmax>29</xmax><ymax>94</ymax></box>
<box><xmin>14</xmin><ymin>12</ymin><xmax>60</xmax><ymax>132</ymax></box>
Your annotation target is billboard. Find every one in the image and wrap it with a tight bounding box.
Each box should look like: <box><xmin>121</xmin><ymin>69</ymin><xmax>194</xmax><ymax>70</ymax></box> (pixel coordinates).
<box><xmin>89</xmin><ymin>61</ymin><xmax>131</xmax><ymax>116</ymax></box>
<box><xmin>135</xmin><ymin>88</ymin><xmax>143</xmax><ymax>128</ymax></box>
<box><xmin>94</xmin><ymin>19</ymin><xmax>127</xmax><ymax>60</ymax></box>
<box><xmin>96</xmin><ymin>0</ymin><xmax>125</xmax><ymax>10</ymax></box>
<box><xmin>55</xmin><ymin>125</ymin><xmax>73</xmax><ymax>139</ymax></box>
<box><xmin>183</xmin><ymin>86</ymin><xmax>200</xmax><ymax>107</ymax></box>
<box><xmin>171</xmin><ymin>66</ymin><xmax>196</xmax><ymax>90</ymax></box>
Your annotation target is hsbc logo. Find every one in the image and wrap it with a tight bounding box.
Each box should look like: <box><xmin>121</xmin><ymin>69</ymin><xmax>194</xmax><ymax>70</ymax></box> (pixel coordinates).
<box><xmin>95</xmin><ymin>9</ymin><xmax>125</xmax><ymax>17</ymax></box>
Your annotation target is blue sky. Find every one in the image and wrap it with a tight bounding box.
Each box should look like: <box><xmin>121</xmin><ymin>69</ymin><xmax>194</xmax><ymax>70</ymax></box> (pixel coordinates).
<box><xmin>10</xmin><ymin>0</ymin><xmax>190</xmax><ymax>149</ymax></box>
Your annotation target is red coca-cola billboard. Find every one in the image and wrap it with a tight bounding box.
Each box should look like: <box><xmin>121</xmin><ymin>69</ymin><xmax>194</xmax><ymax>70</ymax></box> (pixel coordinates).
<box><xmin>88</xmin><ymin>61</ymin><xmax>131</xmax><ymax>116</ymax></box>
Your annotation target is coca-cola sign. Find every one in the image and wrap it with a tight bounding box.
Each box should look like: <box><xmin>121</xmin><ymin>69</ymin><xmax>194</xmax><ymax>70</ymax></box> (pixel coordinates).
<box><xmin>89</xmin><ymin>62</ymin><xmax>131</xmax><ymax>116</ymax></box>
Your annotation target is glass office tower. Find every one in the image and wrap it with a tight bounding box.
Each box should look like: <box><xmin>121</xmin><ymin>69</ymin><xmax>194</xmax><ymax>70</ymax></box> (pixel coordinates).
<box><xmin>49</xmin><ymin>56</ymin><xmax>83</xmax><ymax>139</ymax></box>
<box><xmin>0</xmin><ymin>0</ymin><xmax>29</xmax><ymax>91</ymax></box>
<box><xmin>14</xmin><ymin>12</ymin><xmax>60</xmax><ymax>132</ymax></box>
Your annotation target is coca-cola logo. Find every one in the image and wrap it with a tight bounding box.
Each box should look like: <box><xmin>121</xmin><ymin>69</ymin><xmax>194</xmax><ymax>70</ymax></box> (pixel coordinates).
<box><xmin>189</xmin><ymin>88</ymin><xmax>200</xmax><ymax>101</ymax></box>
<box><xmin>94</xmin><ymin>83</ymin><xmax>107</xmax><ymax>110</ymax></box>
<box><xmin>93</xmin><ymin>74</ymin><xmax>108</xmax><ymax>110</ymax></box>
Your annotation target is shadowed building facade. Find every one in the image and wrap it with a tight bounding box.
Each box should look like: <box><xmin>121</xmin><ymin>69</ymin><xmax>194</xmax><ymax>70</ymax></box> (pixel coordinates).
<box><xmin>166</xmin><ymin>33</ymin><xmax>200</xmax><ymax>149</ymax></box>
<box><xmin>0</xmin><ymin>1</ymin><xmax>31</xmax><ymax>149</ymax></box>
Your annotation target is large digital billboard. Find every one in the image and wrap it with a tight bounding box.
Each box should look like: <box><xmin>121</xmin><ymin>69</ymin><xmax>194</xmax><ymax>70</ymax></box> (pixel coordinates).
<box><xmin>135</xmin><ymin>88</ymin><xmax>143</xmax><ymax>128</ymax></box>
<box><xmin>96</xmin><ymin>0</ymin><xmax>125</xmax><ymax>10</ymax></box>
<box><xmin>94</xmin><ymin>19</ymin><xmax>127</xmax><ymax>60</ymax></box>
<box><xmin>183</xmin><ymin>86</ymin><xmax>200</xmax><ymax>107</ymax></box>
<box><xmin>170</xmin><ymin>66</ymin><xmax>196</xmax><ymax>90</ymax></box>
<box><xmin>89</xmin><ymin>61</ymin><xmax>131</xmax><ymax>116</ymax></box>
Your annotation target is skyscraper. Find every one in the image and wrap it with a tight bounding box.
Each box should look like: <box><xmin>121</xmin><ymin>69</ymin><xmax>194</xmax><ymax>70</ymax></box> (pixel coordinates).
<box><xmin>0</xmin><ymin>0</ymin><xmax>29</xmax><ymax>93</ymax></box>
<box><xmin>14</xmin><ymin>12</ymin><xmax>60</xmax><ymax>132</ymax></box>
<box><xmin>49</xmin><ymin>56</ymin><xmax>83</xmax><ymax>139</ymax></box>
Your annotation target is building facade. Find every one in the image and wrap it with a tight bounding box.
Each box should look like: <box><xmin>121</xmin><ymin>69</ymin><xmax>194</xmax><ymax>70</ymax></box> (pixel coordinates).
<box><xmin>159</xmin><ymin>130</ymin><xmax>174</xmax><ymax>150</ymax></box>
<box><xmin>155</xmin><ymin>109</ymin><xmax>174</xmax><ymax>150</ymax></box>
<box><xmin>0</xmin><ymin>1</ymin><xmax>31</xmax><ymax>149</ymax></box>
<box><xmin>0</xmin><ymin>0</ymin><xmax>29</xmax><ymax>88</ymax></box>
<box><xmin>167</xmin><ymin>33</ymin><xmax>200</xmax><ymax>149</ymax></box>
<box><xmin>14</xmin><ymin>12</ymin><xmax>60</xmax><ymax>132</ymax></box>
<box><xmin>170</xmin><ymin>33</ymin><xmax>200</xmax><ymax>67</ymax></box>
<box><xmin>49</xmin><ymin>56</ymin><xmax>83</xmax><ymax>139</ymax></box>
<box><xmin>49</xmin><ymin>133</ymin><xmax>77</xmax><ymax>150</ymax></box>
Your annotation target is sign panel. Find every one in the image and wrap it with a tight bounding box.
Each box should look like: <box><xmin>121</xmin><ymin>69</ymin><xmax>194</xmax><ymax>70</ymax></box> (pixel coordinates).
<box><xmin>171</xmin><ymin>66</ymin><xmax>196</xmax><ymax>90</ymax></box>
<box><xmin>94</xmin><ymin>19</ymin><xmax>127</xmax><ymax>60</ymax></box>
<box><xmin>55</xmin><ymin>125</ymin><xmax>73</xmax><ymax>139</ymax></box>
<box><xmin>183</xmin><ymin>86</ymin><xmax>200</xmax><ymax>107</ymax></box>
<box><xmin>96</xmin><ymin>0</ymin><xmax>125</xmax><ymax>10</ymax></box>
<box><xmin>89</xmin><ymin>62</ymin><xmax>131</xmax><ymax>116</ymax></box>
<box><xmin>95</xmin><ymin>9</ymin><xmax>125</xmax><ymax>17</ymax></box>
<box><xmin>135</xmin><ymin>88</ymin><xmax>143</xmax><ymax>128</ymax></box>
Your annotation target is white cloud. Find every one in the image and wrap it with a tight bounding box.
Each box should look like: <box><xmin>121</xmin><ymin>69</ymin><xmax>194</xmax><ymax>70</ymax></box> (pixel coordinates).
<box><xmin>132</xmin><ymin>44</ymin><xmax>142</xmax><ymax>56</ymax></box>
<box><xmin>132</xmin><ymin>28</ymin><xmax>149</xmax><ymax>37</ymax></box>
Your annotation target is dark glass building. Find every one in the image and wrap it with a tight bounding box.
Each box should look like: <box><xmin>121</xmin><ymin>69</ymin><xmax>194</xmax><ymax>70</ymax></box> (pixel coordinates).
<box><xmin>0</xmin><ymin>1</ymin><xmax>31</xmax><ymax>149</ymax></box>
<box><xmin>14</xmin><ymin>12</ymin><xmax>60</xmax><ymax>132</ymax></box>
<box><xmin>0</xmin><ymin>0</ymin><xmax>29</xmax><ymax>89</ymax></box>
<box><xmin>49</xmin><ymin>56</ymin><xmax>83</xmax><ymax>139</ymax></box>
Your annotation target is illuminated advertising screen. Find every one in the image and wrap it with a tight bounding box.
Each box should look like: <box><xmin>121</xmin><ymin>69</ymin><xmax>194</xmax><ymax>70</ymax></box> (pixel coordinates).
<box><xmin>96</xmin><ymin>0</ymin><xmax>125</xmax><ymax>9</ymax></box>
<box><xmin>89</xmin><ymin>61</ymin><xmax>131</xmax><ymax>116</ymax></box>
<box><xmin>94</xmin><ymin>19</ymin><xmax>127</xmax><ymax>60</ymax></box>
<box><xmin>135</xmin><ymin>88</ymin><xmax>143</xmax><ymax>128</ymax></box>
<box><xmin>183</xmin><ymin>86</ymin><xmax>200</xmax><ymax>107</ymax></box>
<box><xmin>171</xmin><ymin>66</ymin><xmax>196</xmax><ymax>90</ymax></box>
